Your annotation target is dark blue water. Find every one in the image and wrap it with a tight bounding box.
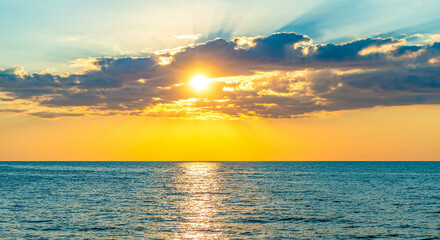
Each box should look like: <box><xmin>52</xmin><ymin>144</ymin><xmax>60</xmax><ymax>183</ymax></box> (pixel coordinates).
<box><xmin>0</xmin><ymin>161</ymin><xmax>439</xmax><ymax>239</ymax></box>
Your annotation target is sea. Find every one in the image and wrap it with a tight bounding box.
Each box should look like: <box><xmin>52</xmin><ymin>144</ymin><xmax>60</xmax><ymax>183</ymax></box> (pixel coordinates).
<box><xmin>0</xmin><ymin>161</ymin><xmax>439</xmax><ymax>239</ymax></box>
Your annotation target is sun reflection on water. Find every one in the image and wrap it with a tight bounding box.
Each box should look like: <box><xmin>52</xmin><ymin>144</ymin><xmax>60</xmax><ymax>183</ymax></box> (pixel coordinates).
<box><xmin>174</xmin><ymin>162</ymin><xmax>223</xmax><ymax>239</ymax></box>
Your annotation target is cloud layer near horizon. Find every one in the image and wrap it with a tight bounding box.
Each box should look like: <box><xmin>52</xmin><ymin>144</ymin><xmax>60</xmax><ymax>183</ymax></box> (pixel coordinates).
<box><xmin>1</xmin><ymin>32</ymin><xmax>440</xmax><ymax>119</ymax></box>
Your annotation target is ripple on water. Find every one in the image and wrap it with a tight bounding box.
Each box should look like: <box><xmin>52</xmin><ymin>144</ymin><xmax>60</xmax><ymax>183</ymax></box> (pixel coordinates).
<box><xmin>0</xmin><ymin>161</ymin><xmax>439</xmax><ymax>239</ymax></box>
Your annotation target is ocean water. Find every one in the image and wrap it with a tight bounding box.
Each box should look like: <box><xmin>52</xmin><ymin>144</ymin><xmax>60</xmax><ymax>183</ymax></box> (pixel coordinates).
<box><xmin>0</xmin><ymin>161</ymin><xmax>439</xmax><ymax>239</ymax></box>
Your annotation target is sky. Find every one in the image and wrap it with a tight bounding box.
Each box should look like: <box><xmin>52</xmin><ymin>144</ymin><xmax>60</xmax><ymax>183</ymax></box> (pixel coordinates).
<box><xmin>1</xmin><ymin>0</ymin><xmax>440</xmax><ymax>161</ymax></box>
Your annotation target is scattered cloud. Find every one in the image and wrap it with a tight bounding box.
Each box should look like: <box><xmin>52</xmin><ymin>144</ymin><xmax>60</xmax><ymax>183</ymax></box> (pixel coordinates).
<box><xmin>1</xmin><ymin>32</ymin><xmax>440</xmax><ymax>119</ymax></box>
<box><xmin>28</xmin><ymin>112</ymin><xmax>85</xmax><ymax>119</ymax></box>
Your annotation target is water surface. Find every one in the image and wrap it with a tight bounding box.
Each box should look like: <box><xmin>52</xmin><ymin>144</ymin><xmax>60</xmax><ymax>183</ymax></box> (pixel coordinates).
<box><xmin>0</xmin><ymin>161</ymin><xmax>439</xmax><ymax>239</ymax></box>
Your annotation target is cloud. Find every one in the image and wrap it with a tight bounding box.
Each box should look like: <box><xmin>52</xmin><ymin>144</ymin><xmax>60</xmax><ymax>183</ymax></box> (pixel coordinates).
<box><xmin>1</xmin><ymin>32</ymin><xmax>440</xmax><ymax>119</ymax></box>
<box><xmin>28</xmin><ymin>112</ymin><xmax>85</xmax><ymax>119</ymax></box>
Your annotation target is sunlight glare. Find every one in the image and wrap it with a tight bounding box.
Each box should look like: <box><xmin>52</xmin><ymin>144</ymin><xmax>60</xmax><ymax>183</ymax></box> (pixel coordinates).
<box><xmin>190</xmin><ymin>75</ymin><xmax>211</xmax><ymax>92</ymax></box>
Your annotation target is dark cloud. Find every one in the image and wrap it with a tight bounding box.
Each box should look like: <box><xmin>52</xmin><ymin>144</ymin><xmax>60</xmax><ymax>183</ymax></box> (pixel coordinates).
<box><xmin>346</xmin><ymin>67</ymin><xmax>440</xmax><ymax>91</ymax></box>
<box><xmin>244</xmin><ymin>33</ymin><xmax>309</xmax><ymax>61</ymax></box>
<box><xmin>28</xmin><ymin>112</ymin><xmax>84</xmax><ymax>119</ymax></box>
<box><xmin>312</xmin><ymin>38</ymin><xmax>397</xmax><ymax>61</ymax></box>
<box><xmin>0</xmin><ymin>109</ymin><xmax>25</xmax><ymax>113</ymax></box>
<box><xmin>1</xmin><ymin>32</ymin><xmax>440</xmax><ymax>119</ymax></box>
<box><xmin>391</xmin><ymin>45</ymin><xmax>423</xmax><ymax>57</ymax></box>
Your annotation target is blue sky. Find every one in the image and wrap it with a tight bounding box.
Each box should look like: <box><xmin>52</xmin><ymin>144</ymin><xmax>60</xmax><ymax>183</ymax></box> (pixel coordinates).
<box><xmin>1</xmin><ymin>0</ymin><xmax>440</xmax><ymax>73</ymax></box>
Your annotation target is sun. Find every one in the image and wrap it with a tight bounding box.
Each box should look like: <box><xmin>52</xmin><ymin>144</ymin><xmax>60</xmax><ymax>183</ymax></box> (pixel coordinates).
<box><xmin>190</xmin><ymin>75</ymin><xmax>211</xmax><ymax>92</ymax></box>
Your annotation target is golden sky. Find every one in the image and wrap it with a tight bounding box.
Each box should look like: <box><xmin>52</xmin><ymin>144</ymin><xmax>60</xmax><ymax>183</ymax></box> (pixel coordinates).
<box><xmin>1</xmin><ymin>104</ymin><xmax>439</xmax><ymax>161</ymax></box>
